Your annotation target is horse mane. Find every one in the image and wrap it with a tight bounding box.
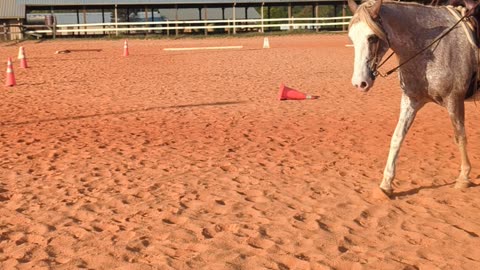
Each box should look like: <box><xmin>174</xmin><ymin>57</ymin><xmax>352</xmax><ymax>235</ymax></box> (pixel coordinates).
<box><xmin>349</xmin><ymin>1</ymin><xmax>388</xmax><ymax>41</ymax></box>
<box><xmin>349</xmin><ymin>0</ymin><xmax>433</xmax><ymax>41</ymax></box>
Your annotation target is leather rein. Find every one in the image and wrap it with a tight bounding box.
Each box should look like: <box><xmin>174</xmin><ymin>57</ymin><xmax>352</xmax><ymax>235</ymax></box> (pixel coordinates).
<box><xmin>370</xmin><ymin>8</ymin><xmax>473</xmax><ymax>78</ymax></box>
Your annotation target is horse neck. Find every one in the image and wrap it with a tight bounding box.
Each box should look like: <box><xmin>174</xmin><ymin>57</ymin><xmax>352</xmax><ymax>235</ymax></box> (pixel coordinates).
<box><xmin>379</xmin><ymin>3</ymin><xmax>450</xmax><ymax>59</ymax></box>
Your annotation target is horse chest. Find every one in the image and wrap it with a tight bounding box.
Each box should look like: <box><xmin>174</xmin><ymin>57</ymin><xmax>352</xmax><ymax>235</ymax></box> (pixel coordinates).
<box><xmin>398</xmin><ymin>71</ymin><xmax>430</xmax><ymax>99</ymax></box>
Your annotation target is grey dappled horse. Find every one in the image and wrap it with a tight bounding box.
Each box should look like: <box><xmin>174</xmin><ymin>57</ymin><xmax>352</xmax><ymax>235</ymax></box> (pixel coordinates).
<box><xmin>347</xmin><ymin>0</ymin><xmax>477</xmax><ymax>195</ymax></box>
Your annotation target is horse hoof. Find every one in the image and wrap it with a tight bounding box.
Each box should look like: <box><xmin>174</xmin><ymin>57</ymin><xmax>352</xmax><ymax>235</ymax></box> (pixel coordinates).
<box><xmin>454</xmin><ymin>180</ymin><xmax>472</xmax><ymax>189</ymax></box>
<box><xmin>379</xmin><ymin>186</ymin><xmax>393</xmax><ymax>198</ymax></box>
<box><xmin>371</xmin><ymin>187</ymin><xmax>392</xmax><ymax>200</ymax></box>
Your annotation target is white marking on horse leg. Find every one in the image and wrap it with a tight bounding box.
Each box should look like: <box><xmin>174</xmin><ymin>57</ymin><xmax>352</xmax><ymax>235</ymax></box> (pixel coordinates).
<box><xmin>447</xmin><ymin>101</ymin><xmax>472</xmax><ymax>189</ymax></box>
<box><xmin>380</xmin><ymin>94</ymin><xmax>423</xmax><ymax>194</ymax></box>
<box><xmin>455</xmin><ymin>139</ymin><xmax>472</xmax><ymax>189</ymax></box>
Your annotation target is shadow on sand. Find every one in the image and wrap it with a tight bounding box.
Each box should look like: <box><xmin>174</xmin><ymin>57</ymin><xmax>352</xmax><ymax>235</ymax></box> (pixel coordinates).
<box><xmin>1</xmin><ymin>100</ymin><xmax>248</xmax><ymax>127</ymax></box>
<box><xmin>392</xmin><ymin>181</ymin><xmax>479</xmax><ymax>199</ymax></box>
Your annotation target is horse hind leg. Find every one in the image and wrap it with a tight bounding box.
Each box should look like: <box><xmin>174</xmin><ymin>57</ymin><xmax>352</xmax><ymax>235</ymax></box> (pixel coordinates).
<box><xmin>380</xmin><ymin>94</ymin><xmax>424</xmax><ymax>195</ymax></box>
<box><xmin>447</xmin><ymin>100</ymin><xmax>472</xmax><ymax>189</ymax></box>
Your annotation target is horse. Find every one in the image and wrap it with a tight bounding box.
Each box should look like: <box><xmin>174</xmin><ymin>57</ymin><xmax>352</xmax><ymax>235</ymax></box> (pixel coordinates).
<box><xmin>347</xmin><ymin>0</ymin><xmax>478</xmax><ymax>196</ymax></box>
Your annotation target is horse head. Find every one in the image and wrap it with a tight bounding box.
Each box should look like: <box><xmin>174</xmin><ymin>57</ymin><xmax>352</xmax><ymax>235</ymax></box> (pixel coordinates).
<box><xmin>347</xmin><ymin>0</ymin><xmax>390</xmax><ymax>92</ymax></box>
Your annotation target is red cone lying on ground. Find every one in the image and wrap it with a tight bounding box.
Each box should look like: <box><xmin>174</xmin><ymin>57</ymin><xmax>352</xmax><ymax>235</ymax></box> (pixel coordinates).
<box><xmin>278</xmin><ymin>83</ymin><xmax>318</xmax><ymax>100</ymax></box>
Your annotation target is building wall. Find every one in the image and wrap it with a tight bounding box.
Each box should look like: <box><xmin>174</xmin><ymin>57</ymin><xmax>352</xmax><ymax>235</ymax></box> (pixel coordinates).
<box><xmin>0</xmin><ymin>19</ymin><xmax>24</xmax><ymax>40</ymax></box>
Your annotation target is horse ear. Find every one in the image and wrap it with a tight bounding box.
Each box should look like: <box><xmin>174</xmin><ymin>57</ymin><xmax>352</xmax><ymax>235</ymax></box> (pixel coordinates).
<box><xmin>369</xmin><ymin>0</ymin><xmax>383</xmax><ymax>18</ymax></box>
<box><xmin>347</xmin><ymin>0</ymin><xmax>358</xmax><ymax>13</ymax></box>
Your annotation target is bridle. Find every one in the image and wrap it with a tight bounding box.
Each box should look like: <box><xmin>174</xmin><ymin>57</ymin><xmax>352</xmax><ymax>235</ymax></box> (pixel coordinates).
<box><xmin>365</xmin><ymin>9</ymin><xmax>472</xmax><ymax>79</ymax></box>
<box><xmin>365</xmin><ymin>22</ymin><xmax>390</xmax><ymax>80</ymax></box>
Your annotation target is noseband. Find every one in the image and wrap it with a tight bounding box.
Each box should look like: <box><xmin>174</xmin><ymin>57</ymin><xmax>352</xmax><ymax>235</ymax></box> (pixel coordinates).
<box><xmin>367</xmin><ymin>36</ymin><xmax>383</xmax><ymax>80</ymax></box>
<box><xmin>365</xmin><ymin>17</ymin><xmax>392</xmax><ymax>79</ymax></box>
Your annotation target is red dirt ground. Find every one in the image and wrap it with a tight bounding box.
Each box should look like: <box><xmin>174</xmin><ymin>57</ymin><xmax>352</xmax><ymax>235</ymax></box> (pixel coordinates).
<box><xmin>1</xmin><ymin>34</ymin><xmax>480</xmax><ymax>269</ymax></box>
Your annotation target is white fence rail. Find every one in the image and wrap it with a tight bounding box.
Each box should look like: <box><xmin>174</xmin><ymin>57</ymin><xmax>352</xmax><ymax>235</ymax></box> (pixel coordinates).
<box><xmin>24</xmin><ymin>16</ymin><xmax>353</xmax><ymax>36</ymax></box>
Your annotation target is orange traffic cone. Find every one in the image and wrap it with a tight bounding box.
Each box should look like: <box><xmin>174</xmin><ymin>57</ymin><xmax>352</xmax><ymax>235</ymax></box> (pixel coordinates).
<box><xmin>18</xmin><ymin>46</ymin><xmax>28</xmax><ymax>68</ymax></box>
<box><xmin>278</xmin><ymin>83</ymin><xmax>318</xmax><ymax>100</ymax></box>
<box><xmin>123</xmin><ymin>40</ymin><xmax>129</xmax><ymax>57</ymax></box>
<box><xmin>5</xmin><ymin>57</ymin><xmax>16</xmax><ymax>87</ymax></box>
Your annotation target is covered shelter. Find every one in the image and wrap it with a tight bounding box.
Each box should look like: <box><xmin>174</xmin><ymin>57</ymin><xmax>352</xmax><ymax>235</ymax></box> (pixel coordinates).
<box><xmin>0</xmin><ymin>0</ymin><xmax>350</xmax><ymax>40</ymax></box>
<box><xmin>0</xmin><ymin>0</ymin><xmax>25</xmax><ymax>40</ymax></box>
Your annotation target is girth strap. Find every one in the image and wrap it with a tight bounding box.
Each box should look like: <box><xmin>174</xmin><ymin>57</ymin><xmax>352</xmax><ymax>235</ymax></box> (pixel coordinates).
<box><xmin>446</xmin><ymin>6</ymin><xmax>480</xmax><ymax>86</ymax></box>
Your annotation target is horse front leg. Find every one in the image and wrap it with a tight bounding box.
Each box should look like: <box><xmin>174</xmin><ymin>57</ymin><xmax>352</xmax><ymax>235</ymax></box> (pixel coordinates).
<box><xmin>380</xmin><ymin>93</ymin><xmax>424</xmax><ymax>195</ymax></box>
<box><xmin>447</xmin><ymin>100</ymin><xmax>472</xmax><ymax>189</ymax></box>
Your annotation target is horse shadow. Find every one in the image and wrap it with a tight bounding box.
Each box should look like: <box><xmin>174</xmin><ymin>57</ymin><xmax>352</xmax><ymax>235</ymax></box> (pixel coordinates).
<box><xmin>1</xmin><ymin>100</ymin><xmax>248</xmax><ymax>127</ymax></box>
<box><xmin>391</xmin><ymin>181</ymin><xmax>480</xmax><ymax>199</ymax></box>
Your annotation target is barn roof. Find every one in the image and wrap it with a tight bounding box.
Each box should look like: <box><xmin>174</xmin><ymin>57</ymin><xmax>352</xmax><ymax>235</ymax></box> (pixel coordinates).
<box><xmin>0</xmin><ymin>0</ymin><xmax>24</xmax><ymax>19</ymax></box>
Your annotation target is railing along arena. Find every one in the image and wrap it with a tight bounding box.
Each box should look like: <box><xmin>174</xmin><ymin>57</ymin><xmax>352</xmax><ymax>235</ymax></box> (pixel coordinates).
<box><xmin>23</xmin><ymin>16</ymin><xmax>353</xmax><ymax>35</ymax></box>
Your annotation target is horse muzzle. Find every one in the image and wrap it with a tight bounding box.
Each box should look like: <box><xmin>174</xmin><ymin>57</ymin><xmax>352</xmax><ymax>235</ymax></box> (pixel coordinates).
<box><xmin>352</xmin><ymin>72</ymin><xmax>375</xmax><ymax>92</ymax></box>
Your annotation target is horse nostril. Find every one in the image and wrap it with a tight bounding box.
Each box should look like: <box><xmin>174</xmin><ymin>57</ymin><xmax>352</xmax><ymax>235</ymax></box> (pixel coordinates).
<box><xmin>360</xmin><ymin>81</ymin><xmax>368</xmax><ymax>89</ymax></box>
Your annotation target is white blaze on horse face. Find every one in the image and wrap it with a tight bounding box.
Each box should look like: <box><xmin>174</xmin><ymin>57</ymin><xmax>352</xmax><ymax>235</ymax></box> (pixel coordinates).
<box><xmin>349</xmin><ymin>21</ymin><xmax>376</xmax><ymax>92</ymax></box>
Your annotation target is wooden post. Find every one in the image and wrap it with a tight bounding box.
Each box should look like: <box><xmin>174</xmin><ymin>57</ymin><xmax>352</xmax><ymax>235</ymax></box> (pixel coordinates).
<box><xmin>244</xmin><ymin>6</ymin><xmax>248</xmax><ymax>32</ymax></box>
<box><xmin>312</xmin><ymin>3</ymin><xmax>315</xmax><ymax>31</ymax></box>
<box><xmin>102</xmin><ymin>8</ymin><xmax>105</xmax><ymax>35</ymax></box>
<box><xmin>53</xmin><ymin>20</ymin><xmax>56</xmax><ymax>39</ymax></box>
<box><xmin>233</xmin><ymin>3</ymin><xmax>236</xmax><ymax>34</ymax></box>
<box><xmin>261</xmin><ymin>3</ymin><xmax>264</xmax><ymax>33</ymax></box>
<box><xmin>288</xmin><ymin>3</ymin><xmax>292</xmax><ymax>31</ymax></box>
<box><xmin>115</xmin><ymin>5</ymin><xmax>118</xmax><ymax>36</ymax></box>
<box><xmin>145</xmin><ymin>6</ymin><xmax>149</xmax><ymax>34</ymax></box>
<box><xmin>315</xmin><ymin>3</ymin><xmax>319</xmax><ymax>32</ymax></box>
<box><xmin>76</xmin><ymin>8</ymin><xmax>80</xmax><ymax>36</ymax></box>
<box><xmin>83</xmin><ymin>6</ymin><xmax>87</xmax><ymax>36</ymax></box>
<box><xmin>51</xmin><ymin>7</ymin><xmax>56</xmax><ymax>39</ymax></box>
<box><xmin>151</xmin><ymin>8</ymin><xmax>155</xmax><ymax>34</ymax></box>
<box><xmin>126</xmin><ymin>8</ymin><xmax>130</xmax><ymax>35</ymax></box>
<box><xmin>204</xmin><ymin>5</ymin><xmax>208</xmax><ymax>36</ymax></box>
<box><xmin>175</xmin><ymin>5</ymin><xmax>179</xmax><ymax>36</ymax></box>
<box><xmin>19</xmin><ymin>20</ymin><xmax>24</xmax><ymax>40</ymax></box>
<box><xmin>342</xmin><ymin>1</ymin><xmax>347</xmax><ymax>31</ymax></box>
<box><xmin>222</xmin><ymin>7</ymin><xmax>227</xmax><ymax>34</ymax></box>
<box><xmin>334</xmin><ymin>4</ymin><xmax>338</xmax><ymax>31</ymax></box>
<box><xmin>198</xmin><ymin>7</ymin><xmax>202</xmax><ymax>35</ymax></box>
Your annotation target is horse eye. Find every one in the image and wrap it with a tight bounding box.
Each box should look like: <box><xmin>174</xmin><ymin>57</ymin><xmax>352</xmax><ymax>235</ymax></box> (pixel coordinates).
<box><xmin>368</xmin><ymin>35</ymin><xmax>379</xmax><ymax>43</ymax></box>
